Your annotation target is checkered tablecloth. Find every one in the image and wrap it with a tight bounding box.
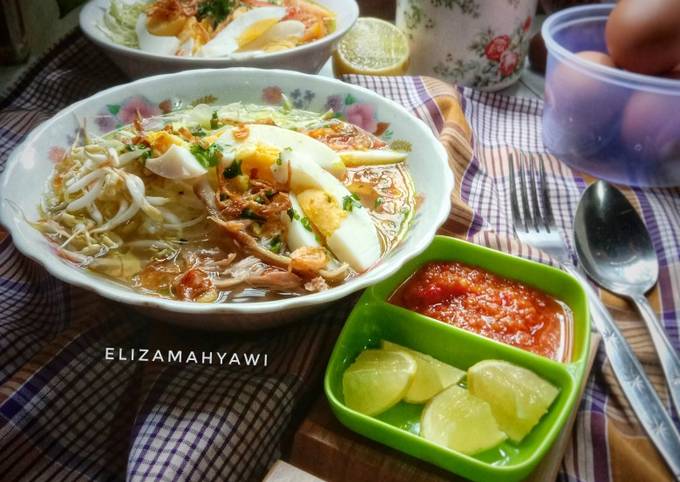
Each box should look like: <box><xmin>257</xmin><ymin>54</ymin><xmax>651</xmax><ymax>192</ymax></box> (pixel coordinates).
<box><xmin>1</xmin><ymin>31</ymin><xmax>679</xmax><ymax>482</ymax></box>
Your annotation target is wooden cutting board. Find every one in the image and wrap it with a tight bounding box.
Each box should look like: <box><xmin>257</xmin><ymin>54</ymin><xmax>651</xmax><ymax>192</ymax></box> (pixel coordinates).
<box><xmin>288</xmin><ymin>335</ymin><xmax>600</xmax><ymax>482</ymax></box>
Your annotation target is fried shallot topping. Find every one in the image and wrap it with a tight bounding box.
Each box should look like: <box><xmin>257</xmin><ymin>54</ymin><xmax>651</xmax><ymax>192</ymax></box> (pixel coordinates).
<box><xmin>147</xmin><ymin>0</ymin><xmax>198</xmax><ymax>20</ymax></box>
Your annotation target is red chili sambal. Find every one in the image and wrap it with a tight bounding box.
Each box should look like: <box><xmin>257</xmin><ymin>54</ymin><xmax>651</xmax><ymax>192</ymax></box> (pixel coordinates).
<box><xmin>390</xmin><ymin>261</ymin><xmax>572</xmax><ymax>361</ymax></box>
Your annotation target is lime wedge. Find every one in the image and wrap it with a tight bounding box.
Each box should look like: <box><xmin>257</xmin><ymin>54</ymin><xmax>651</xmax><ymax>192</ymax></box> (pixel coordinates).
<box><xmin>342</xmin><ymin>349</ymin><xmax>417</xmax><ymax>416</ymax></box>
<box><xmin>382</xmin><ymin>340</ymin><xmax>465</xmax><ymax>403</ymax></box>
<box><xmin>421</xmin><ymin>384</ymin><xmax>507</xmax><ymax>455</ymax></box>
<box><xmin>333</xmin><ymin>18</ymin><xmax>410</xmax><ymax>76</ymax></box>
<box><xmin>468</xmin><ymin>360</ymin><xmax>559</xmax><ymax>442</ymax></box>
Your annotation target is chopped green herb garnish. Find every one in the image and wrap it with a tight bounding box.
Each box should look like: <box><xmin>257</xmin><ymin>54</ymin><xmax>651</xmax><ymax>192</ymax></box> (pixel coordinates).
<box><xmin>197</xmin><ymin>0</ymin><xmax>235</xmax><ymax>27</ymax></box>
<box><xmin>374</xmin><ymin>197</ymin><xmax>384</xmax><ymax>209</ymax></box>
<box><xmin>390</xmin><ymin>140</ymin><xmax>412</xmax><ymax>152</ymax></box>
<box><xmin>281</xmin><ymin>94</ymin><xmax>293</xmax><ymax>112</ymax></box>
<box><xmin>223</xmin><ymin>159</ymin><xmax>242</xmax><ymax>179</ymax></box>
<box><xmin>287</xmin><ymin>208</ymin><xmax>300</xmax><ymax>221</ymax></box>
<box><xmin>126</xmin><ymin>143</ymin><xmax>150</xmax><ymax>160</ymax></box>
<box><xmin>254</xmin><ymin>195</ymin><xmax>266</xmax><ymax>204</ymax></box>
<box><xmin>210</xmin><ymin>110</ymin><xmax>219</xmax><ymax>129</ymax></box>
<box><xmin>269</xmin><ymin>235</ymin><xmax>283</xmax><ymax>254</ymax></box>
<box><xmin>240</xmin><ymin>208</ymin><xmax>265</xmax><ymax>222</ymax></box>
<box><xmin>265</xmin><ymin>190</ymin><xmax>275</xmax><ymax>199</ymax></box>
<box><xmin>276</xmin><ymin>147</ymin><xmax>292</xmax><ymax>165</ymax></box>
<box><xmin>300</xmin><ymin>217</ymin><xmax>313</xmax><ymax>232</ymax></box>
<box><xmin>191</xmin><ymin>142</ymin><xmax>222</xmax><ymax>168</ymax></box>
<box><xmin>190</xmin><ymin>126</ymin><xmax>207</xmax><ymax>137</ymax></box>
<box><xmin>342</xmin><ymin>194</ymin><xmax>362</xmax><ymax>212</ymax></box>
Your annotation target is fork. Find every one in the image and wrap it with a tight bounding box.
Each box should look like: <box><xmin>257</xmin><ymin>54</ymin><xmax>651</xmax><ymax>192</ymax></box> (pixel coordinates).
<box><xmin>509</xmin><ymin>153</ymin><xmax>680</xmax><ymax>478</ymax></box>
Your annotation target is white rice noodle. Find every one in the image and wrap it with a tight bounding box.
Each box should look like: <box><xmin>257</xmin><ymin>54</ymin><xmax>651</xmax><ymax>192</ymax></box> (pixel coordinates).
<box><xmin>36</xmin><ymin>219</ymin><xmax>71</xmax><ymax>238</ymax></box>
<box><xmin>227</xmin><ymin>256</ymin><xmax>267</xmax><ymax>278</ymax></box>
<box><xmin>122</xmin><ymin>172</ymin><xmax>163</xmax><ymax>222</ymax></box>
<box><xmin>87</xmin><ymin>202</ymin><xmax>103</xmax><ymax>225</ymax></box>
<box><xmin>163</xmin><ymin>214</ymin><xmax>205</xmax><ymax>231</ymax></box>
<box><xmin>100</xmin><ymin>234</ymin><xmax>120</xmax><ymax>249</ymax></box>
<box><xmin>58</xmin><ymin>211</ymin><xmax>78</xmax><ymax>226</ymax></box>
<box><xmin>82</xmin><ymin>158</ymin><xmax>97</xmax><ymax>172</ymax></box>
<box><xmin>160</xmin><ymin>208</ymin><xmax>181</xmax><ymax>225</ymax></box>
<box><xmin>81</xmin><ymin>244</ymin><xmax>108</xmax><ymax>257</ymax></box>
<box><xmin>108</xmin><ymin>147</ymin><xmax>120</xmax><ymax>167</ymax></box>
<box><xmin>124</xmin><ymin>239</ymin><xmax>174</xmax><ymax>250</ymax></box>
<box><xmin>158</xmin><ymin>206</ymin><xmax>205</xmax><ymax>231</ymax></box>
<box><xmin>58</xmin><ymin>247</ymin><xmax>90</xmax><ymax>265</ymax></box>
<box><xmin>146</xmin><ymin>196</ymin><xmax>170</xmax><ymax>206</ymax></box>
<box><xmin>91</xmin><ymin>199</ymin><xmax>139</xmax><ymax>234</ymax></box>
<box><xmin>85</xmin><ymin>149</ymin><xmax>108</xmax><ymax>164</ymax></box>
<box><xmin>66</xmin><ymin>169</ymin><xmax>107</xmax><ymax>194</ymax></box>
<box><xmin>60</xmin><ymin>223</ymin><xmax>85</xmax><ymax>248</ymax></box>
<box><xmin>117</xmin><ymin>148</ymin><xmax>148</xmax><ymax>167</ymax></box>
<box><xmin>67</xmin><ymin>178</ymin><xmax>105</xmax><ymax>212</ymax></box>
<box><xmin>214</xmin><ymin>256</ymin><xmax>266</xmax><ymax>288</ymax></box>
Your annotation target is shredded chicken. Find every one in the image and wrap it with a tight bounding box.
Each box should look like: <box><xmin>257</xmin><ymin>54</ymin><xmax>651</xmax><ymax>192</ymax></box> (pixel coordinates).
<box><xmin>172</xmin><ymin>267</ymin><xmax>213</xmax><ymax>300</ymax></box>
<box><xmin>136</xmin><ymin>259</ymin><xmax>183</xmax><ymax>292</ymax></box>
<box><xmin>304</xmin><ymin>276</ymin><xmax>329</xmax><ymax>292</ymax></box>
<box><xmin>209</xmin><ymin>217</ymin><xmax>342</xmax><ymax>285</ymax></box>
<box><xmin>210</xmin><ymin>217</ymin><xmax>286</xmax><ymax>263</ymax></box>
<box><xmin>248</xmin><ymin>271</ymin><xmax>302</xmax><ymax>290</ymax></box>
<box><xmin>193</xmin><ymin>177</ymin><xmax>219</xmax><ymax>216</ymax></box>
<box><xmin>35</xmin><ymin>100</ymin><xmax>389</xmax><ymax>303</ymax></box>
<box><xmin>216</xmin><ymin>176</ymin><xmax>290</xmax><ymax>224</ymax></box>
<box><xmin>213</xmin><ymin>256</ymin><xmax>303</xmax><ymax>291</ymax></box>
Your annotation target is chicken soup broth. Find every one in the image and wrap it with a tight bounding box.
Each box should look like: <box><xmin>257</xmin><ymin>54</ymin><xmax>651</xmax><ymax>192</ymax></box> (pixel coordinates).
<box><xmin>36</xmin><ymin>102</ymin><xmax>415</xmax><ymax>302</ymax></box>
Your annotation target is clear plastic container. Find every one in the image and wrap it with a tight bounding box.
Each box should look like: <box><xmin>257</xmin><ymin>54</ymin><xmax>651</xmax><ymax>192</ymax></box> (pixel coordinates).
<box><xmin>542</xmin><ymin>4</ymin><xmax>680</xmax><ymax>188</ymax></box>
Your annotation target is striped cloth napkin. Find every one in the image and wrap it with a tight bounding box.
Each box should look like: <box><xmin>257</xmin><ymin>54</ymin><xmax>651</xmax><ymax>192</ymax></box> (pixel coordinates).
<box><xmin>1</xmin><ymin>31</ymin><xmax>678</xmax><ymax>482</ymax></box>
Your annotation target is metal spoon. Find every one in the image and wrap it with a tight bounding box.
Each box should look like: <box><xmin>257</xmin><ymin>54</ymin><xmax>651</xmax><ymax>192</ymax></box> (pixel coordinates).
<box><xmin>574</xmin><ymin>180</ymin><xmax>680</xmax><ymax>417</ymax></box>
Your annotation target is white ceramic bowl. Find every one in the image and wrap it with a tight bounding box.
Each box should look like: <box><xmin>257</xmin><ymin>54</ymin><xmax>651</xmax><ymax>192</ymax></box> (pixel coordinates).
<box><xmin>79</xmin><ymin>0</ymin><xmax>359</xmax><ymax>79</ymax></box>
<box><xmin>0</xmin><ymin>68</ymin><xmax>453</xmax><ymax>330</ymax></box>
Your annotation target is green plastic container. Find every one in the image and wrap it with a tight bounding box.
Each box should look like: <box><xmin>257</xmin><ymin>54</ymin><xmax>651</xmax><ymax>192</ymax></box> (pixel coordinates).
<box><xmin>324</xmin><ymin>236</ymin><xmax>590</xmax><ymax>482</ymax></box>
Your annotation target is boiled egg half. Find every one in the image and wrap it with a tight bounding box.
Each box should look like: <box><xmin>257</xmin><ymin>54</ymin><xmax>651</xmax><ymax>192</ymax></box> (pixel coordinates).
<box><xmin>199</xmin><ymin>7</ymin><xmax>286</xmax><ymax>58</ymax></box>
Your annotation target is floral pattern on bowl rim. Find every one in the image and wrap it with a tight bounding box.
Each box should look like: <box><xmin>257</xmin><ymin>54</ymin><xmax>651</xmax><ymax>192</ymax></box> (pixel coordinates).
<box><xmin>56</xmin><ymin>88</ymin><xmax>406</xmax><ymax>152</ymax></box>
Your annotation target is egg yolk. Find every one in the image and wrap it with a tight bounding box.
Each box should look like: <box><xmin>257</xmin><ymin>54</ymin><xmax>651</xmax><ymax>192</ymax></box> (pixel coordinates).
<box><xmin>237</xmin><ymin>143</ymin><xmax>281</xmax><ymax>182</ymax></box>
<box><xmin>297</xmin><ymin>188</ymin><xmax>346</xmax><ymax>238</ymax></box>
<box><xmin>145</xmin><ymin>131</ymin><xmax>186</xmax><ymax>155</ymax></box>
<box><xmin>237</xmin><ymin>19</ymin><xmax>279</xmax><ymax>47</ymax></box>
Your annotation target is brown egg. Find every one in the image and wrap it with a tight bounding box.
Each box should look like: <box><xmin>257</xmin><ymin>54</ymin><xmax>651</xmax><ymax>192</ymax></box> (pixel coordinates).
<box><xmin>529</xmin><ymin>32</ymin><xmax>547</xmax><ymax>73</ymax></box>
<box><xmin>549</xmin><ymin>51</ymin><xmax>616</xmax><ymax>97</ymax></box>
<box><xmin>621</xmin><ymin>91</ymin><xmax>680</xmax><ymax>165</ymax></box>
<box><xmin>543</xmin><ymin>51</ymin><xmax>625</xmax><ymax>156</ymax></box>
<box><xmin>665</xmin><ymin>64</ymin><xmax>680</xmax><ymax>80</ymax></box>
<box><xmin>606</xmin><ymin>0</ymin><xmax>680</xmax><ymax>75</ymax></box>
<box><xmin>574</xmin><ymin>50</ymin><xmax>617</xmax><ymax>69</ymax></box>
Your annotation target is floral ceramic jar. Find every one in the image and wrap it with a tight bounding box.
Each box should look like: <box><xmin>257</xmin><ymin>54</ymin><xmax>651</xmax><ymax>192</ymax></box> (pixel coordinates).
<box><xmin>396</xmin><ymin>0</ymin><xmax>538</xmax><ymax>90</ymax></box>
